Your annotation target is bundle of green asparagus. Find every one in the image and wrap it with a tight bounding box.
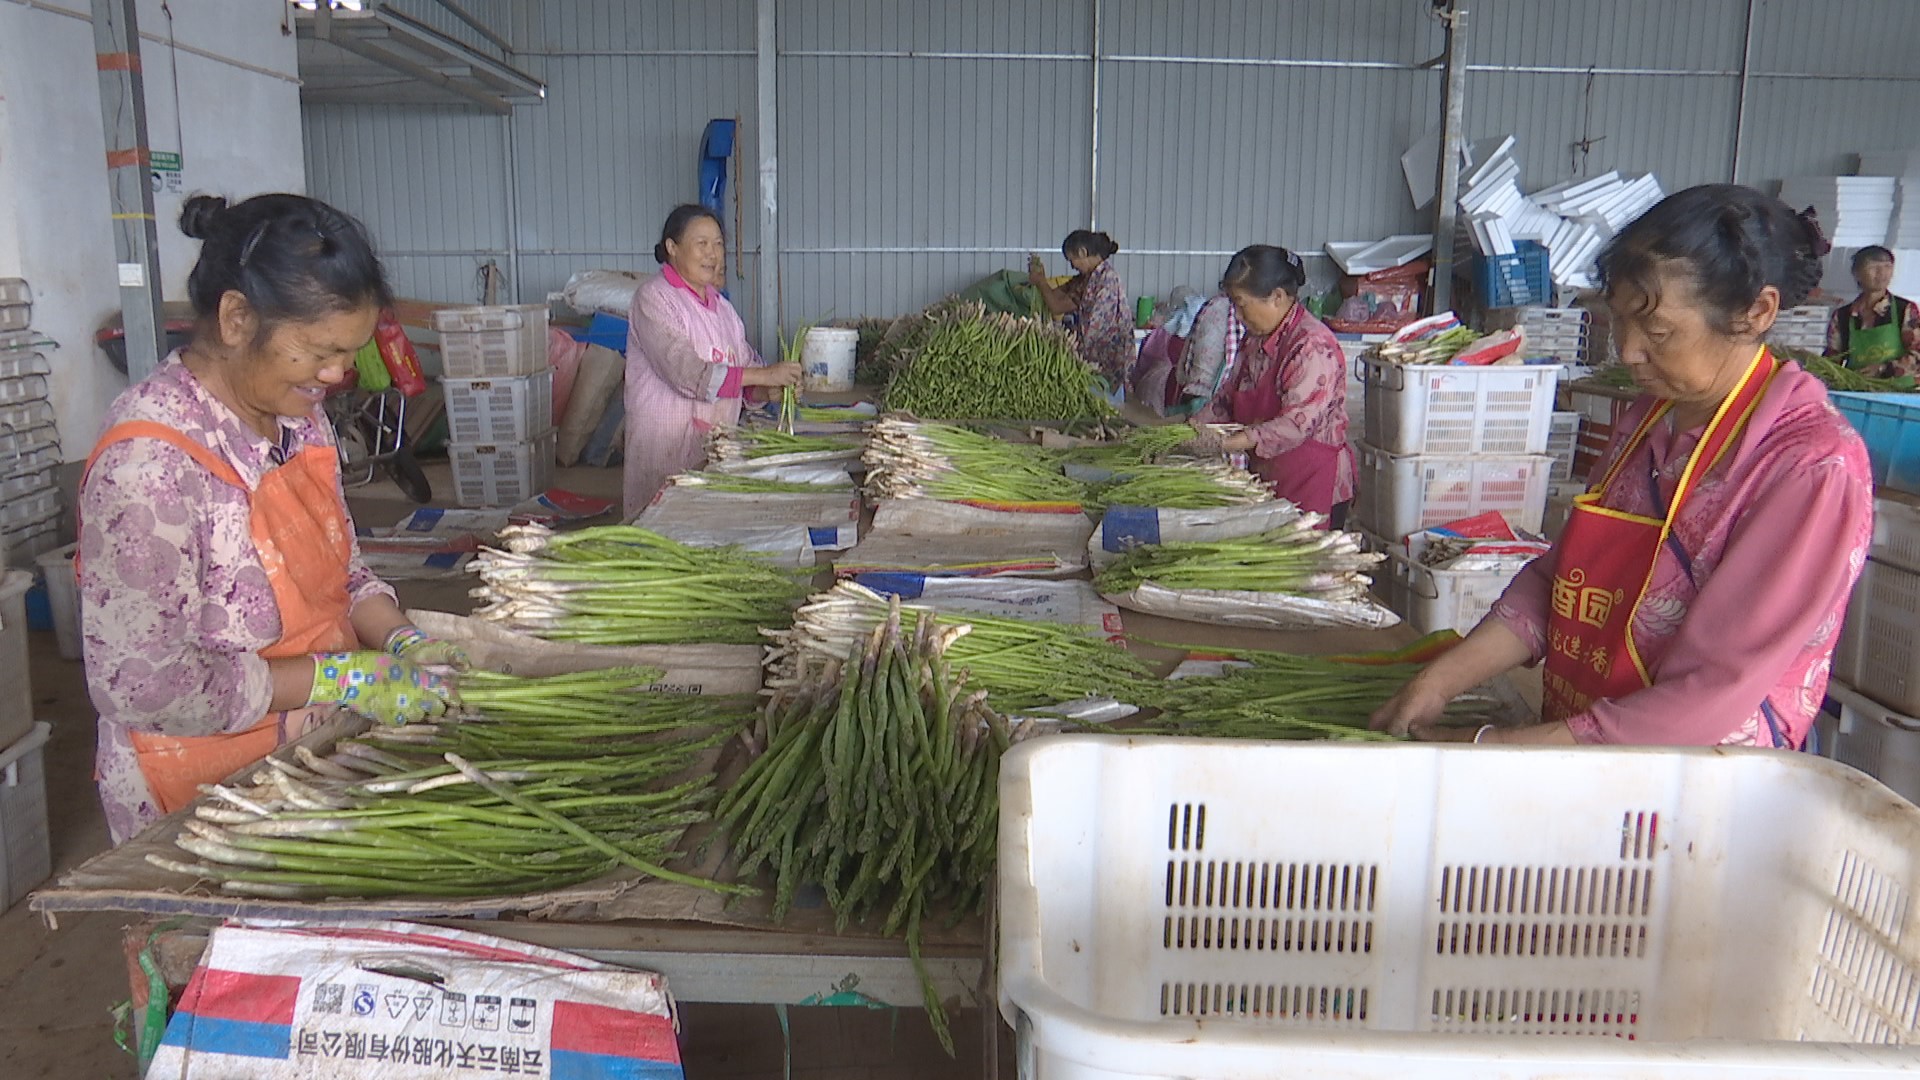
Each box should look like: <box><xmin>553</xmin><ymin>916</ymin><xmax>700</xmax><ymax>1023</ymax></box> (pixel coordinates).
<box><xmin>718</xmin><ymin>602</ymin><xmax>1011</xmax><ymax>1054</ymax></box>
<box><xmin>470</xmin><ymin>524</ymin><xmax>810</xmax><ymax>644</ymax></box>
<box><xmin>863</xmin><ymin>417</ymin><xmax>1087</xmax><ymax>505</ymax></box>
<box><xmin>767</xmin><ymin>581</ymin><xmax>1160</xmax><ymax>712</ymax></box>
<box><xmin>1146</xmin><ymin>651</ymin><xmax>1504</xmax><ymax>740</ymax></box>
<box><xmin>1094</xmin><ymin>521</ymin><xmax>1384</xmax><ymax>602</ymax></box>
<box><xmin>1087</xmin><ymin>462</ymin><xmax>1274</xmax><ymax>510</ymax></box>
<box><xmin>148</xmin><ymin>667</ymin><xmax>758</xmax><ymax>900</ymax></box>
<box><xmin>885</xmin><ymin>301</ymin><xmax>1114</xmax><ymax>421</ymax></box>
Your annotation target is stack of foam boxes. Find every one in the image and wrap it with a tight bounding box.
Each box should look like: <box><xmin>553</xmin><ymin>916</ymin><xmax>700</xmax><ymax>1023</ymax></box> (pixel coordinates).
<box><xmin>430</xmin><ymin>304</ymin><xmax>557</xmax><ymax>508</ymax></box>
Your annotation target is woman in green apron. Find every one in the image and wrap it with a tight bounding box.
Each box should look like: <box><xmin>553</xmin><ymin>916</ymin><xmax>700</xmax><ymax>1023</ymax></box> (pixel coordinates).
<box><xmin>1826</xmin><ymin>246</ymin><xmax>1919</xmax><ymax>377</ymax></box>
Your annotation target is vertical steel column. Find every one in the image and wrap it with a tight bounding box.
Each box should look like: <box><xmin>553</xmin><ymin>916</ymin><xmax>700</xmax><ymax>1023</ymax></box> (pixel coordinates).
<box><xmin>1088</xmin><ymin>0</ymin><xmax>1102</xmax><ymax>230</ymax></box>
<box><xmin>503</xmin><ymin>113</ymin><xmax>522</xmax><ymax>302</ymax></box>
<box><xmin>1729</xmin><ymin>0</ymin><xmax>1757</xmax><ymax>183</ymax></box>
<box><xmin>1429</xmin><ymin>3</ymin><xmax>1468</xmax><ymax>313</ymax></box>
<box><xmin>755</xmin><ymin>0</ymin><xmax>780</xmax><ymax>353</ymax></box>
<box><xmin>92</xmin><ymin>0</ymin><xmax>165</xmax><ymax>383</ymax></box>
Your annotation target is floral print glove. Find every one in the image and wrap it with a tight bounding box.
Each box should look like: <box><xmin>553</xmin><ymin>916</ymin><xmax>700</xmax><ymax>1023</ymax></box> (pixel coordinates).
<box><xmin>309</xmin><ymin>651</ymin><xmax>457</xmax><ymax>726</ymax></box>
<box><xmin>383</xmin><ymin>625</ymin><xmax>471</xmax><ymax>671</ymax></box>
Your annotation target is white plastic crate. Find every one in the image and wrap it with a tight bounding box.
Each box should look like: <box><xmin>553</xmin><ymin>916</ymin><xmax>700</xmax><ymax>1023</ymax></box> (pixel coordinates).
<box><xmin>1</xmin><ymin>520</ymin><xmax>60</xmax><ymax>564</ymax></box>
<box><xmin>1835</xmin><ymin>556</ymin><xmax>1920</xmax><ymax>716</ymax></box>
<box><xmin>431</xmin><ymin>304</ymin><xmax>549</xmax><ymax>379</ymax></box>
<box><xmin>0</xmin><ymin>484</ymin><xmax>58</xmax><ymax>532</ymax></box>
<box><xmin>1546</xmin><ymin>411</ymin><xmax>1579</xmax><ymax>483</ymax></box>
<box><xmin>0</xmin><ymin>351</ymin><xmax>48</xmax><ymax>382</ymax></box>
<box><xmin>1366</xmin><ymin>531</ymin><xmax>1538</xmax><ymax>635</ymax></box>
<box><xmin>0</xmin><ymin>422</ymin><xmax>58</xmax><ymax>474</ymax></box>
<box><xmin>1826</xmin><ymin>681</ymin><xmax>1920</xmax><ymax>807</ymax></box>
<box><xmin>1354</xmin><ymin>442</ymin><xmax>1553</xmax><ymax>540</ymax></box>
<box><xmin>1000</xmin><ymin>735</ymin><xmax>1920</xmax><ymax>1079</ymax></box>
<box><xmin>0</xmin><ymin>442</ymin><xmax>58</xmax><ymax>485</ymax></box>
<box><xmin>1869</xmin><ymin>495</ymin><xmax>1920</xmax><ymax>573</ymax></box>
<box><xmin>0</xmin><ymin>570</ymin><xmax>32</xmax><ymax>752</ymax></box>
<box><xmin>442</xmin><ymin>370</ymin><xmax>554</xmax><ymax>444</ymax></box>
<box><xmin>1359</xmin><ymin>356</ymin><xmax>1561</xmax><ymax>456</ymax></box>
<box><xmin>0</xmin><ymin>373</ymin><xmax>47</xmax><ymax>408</ymax></box>
<box><xmin>448</xmin><ymin>431</ymin><xmax>555</xmax><ymax>507</ymax></box>
<box><xmin>0</xmin><ymin>721</ymin><xmax>49</xmax><ymax>911</ymax></box>
<box><xmin>0</xmin><ymin>469</ymin><xmax>52</xmax><ymax>505</ymax></box>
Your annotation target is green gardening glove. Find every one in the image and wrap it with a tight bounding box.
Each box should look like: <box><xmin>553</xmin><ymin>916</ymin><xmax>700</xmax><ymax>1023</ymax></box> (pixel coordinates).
<box><xmin>309</xmin><ymin>651</ymin><xmax>457</xmax><ymax>726</ymax></box>
<box><xmin>383</xmin><ymin>625</ymin><xmax>470</xmax><ymax>671</ymax></box>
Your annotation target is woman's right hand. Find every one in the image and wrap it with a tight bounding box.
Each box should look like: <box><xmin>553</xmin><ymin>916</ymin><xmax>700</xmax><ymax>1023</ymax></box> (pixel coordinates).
<box><xmin>1369</xmin><ymin>674</ymin><xmax>1454</xmax><ymax>738</ymax></box>
<box><xmin>744</xmin><ymin>362</ymin><xmax>803</xmax><ymax>388</ymax></box>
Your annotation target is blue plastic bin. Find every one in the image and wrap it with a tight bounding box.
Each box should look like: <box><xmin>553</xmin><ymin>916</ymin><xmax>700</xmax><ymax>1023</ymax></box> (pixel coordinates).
<box><xmin>1473</xmin><ymin>241</ymin><xmax>1551</xmax><ymax>308</ymax></box>
<box><xmin>1831</xmin><ymin>392</ymin><xmax>1920</xmax><ymax>495</ymax></box>
<box><xmin>571</xmin><ymin>311</ymin><xmax>629</xmax><ymax>354</ymax></box>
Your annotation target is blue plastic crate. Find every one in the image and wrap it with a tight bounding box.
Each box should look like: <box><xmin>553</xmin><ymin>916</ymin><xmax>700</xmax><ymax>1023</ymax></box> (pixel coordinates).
<box><xmin>1473</xmin><ymin>241</ymin><xmax>1551</xmax><ymax>308</ymax></box>
<box><xmin>1832</xmin><ymin>392</ymin><xmax>1920</xmax><ymax>495</ymax></box>
<box><xmin>570</xmin><ymin>311</ymin><xmax>629</xmax><ymax>354</ymax></box>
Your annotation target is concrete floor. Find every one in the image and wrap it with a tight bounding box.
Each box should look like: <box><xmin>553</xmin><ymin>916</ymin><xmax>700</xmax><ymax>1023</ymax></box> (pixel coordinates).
<box><xmin>0</xmin><ymin>461</ymin><xmax>1010</xmax><ymax>1078</ymax></box>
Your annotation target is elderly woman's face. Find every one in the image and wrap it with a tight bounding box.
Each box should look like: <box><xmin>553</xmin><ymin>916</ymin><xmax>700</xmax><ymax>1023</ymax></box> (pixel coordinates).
<box><xmin>1856</xmin><ymin>257</ymin><xmax>1895</xmax><ymax>294</ymax></box>
<box><xmin>666</xmin><ymin>216</ymin><xmax>726</xmax><ymax>290</ymax></box>
<box><xmin>1226</xmin><ymin>285</ymin><xmax>1292</xmax><ymax>337</ymax></box>
<box><xmin>1608</xmin><ymin>264</ymin><xmax>1777</xmax><ymax>405</ymax></box>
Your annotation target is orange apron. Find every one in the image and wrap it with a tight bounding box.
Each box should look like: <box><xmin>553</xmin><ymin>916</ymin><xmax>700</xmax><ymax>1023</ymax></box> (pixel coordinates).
<box><xmin>1542</xmin><ymin>347</ymin><xmax>1780</xmax><ymax>738</ymax></box>
<box><xmin>84</xmin><ymin>420</ymin><xmax>358</xmax><ymax>812</ymax></box>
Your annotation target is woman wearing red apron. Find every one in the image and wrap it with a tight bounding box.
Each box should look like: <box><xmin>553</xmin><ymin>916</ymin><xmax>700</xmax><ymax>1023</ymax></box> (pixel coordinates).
<box><xmin>1190</xmin><ymin>246</ymin><xmax>1356</xmax><ymax>526</ymax></box>
<box><xmin>1374</xmin><ymin>185</ymin><xmax>1873</xmax><ymax>749</ymax></box>
<box><xmin>79</xmin><ymin>194</ymin><xmax>463</xmax><ymax>844</ymax></box>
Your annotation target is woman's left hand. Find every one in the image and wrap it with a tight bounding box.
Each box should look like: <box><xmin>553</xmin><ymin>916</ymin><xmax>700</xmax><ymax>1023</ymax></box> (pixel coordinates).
<box><xmin>384</xmin><ymin>626</ymin><xmax>471</xmax><ymax>672</ymax></box>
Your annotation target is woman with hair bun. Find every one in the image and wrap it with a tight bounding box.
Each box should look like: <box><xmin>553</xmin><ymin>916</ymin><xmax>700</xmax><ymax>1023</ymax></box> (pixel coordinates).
<box><xmin>1028</xmin><ymin>229</ymin><xmax>1134</xmax><ymax>387</ymax></box>
<box><xmin>78</xmin><ymin>193</ymin><xmax>462</xmax><ymax>843</ymax></box>
<box><xmin>623</xmin><ymin>203</ymin><xmax>799</xmax><ymax>514</ymax></box>
<box><xmin>1188</xmin><ymin>244</ymin><xmax>1356</xmax><ymax>524</ymax></box>
<box><xmin>1373</xmin><ymin>184</ymin><xmax>1873</xmax><ymax>750</ymax></box>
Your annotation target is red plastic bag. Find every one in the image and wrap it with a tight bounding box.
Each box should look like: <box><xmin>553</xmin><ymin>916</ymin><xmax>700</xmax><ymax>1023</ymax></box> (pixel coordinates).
<box><xmin>374</xmin><ymin>309</ymin><xmax>428</xmax><ymax>397</ymax></box>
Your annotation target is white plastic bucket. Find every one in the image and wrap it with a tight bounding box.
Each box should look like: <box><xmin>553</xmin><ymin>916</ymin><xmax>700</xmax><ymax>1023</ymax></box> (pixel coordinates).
<box><xmin>801</xmin><ymin>327</ymin><xmax>858</xmax><ymax>392</ymax></box>
<box><xmin>35</xmin><ymin>543</ymin><xmax>79</xmax><ymax>661</ymax></box>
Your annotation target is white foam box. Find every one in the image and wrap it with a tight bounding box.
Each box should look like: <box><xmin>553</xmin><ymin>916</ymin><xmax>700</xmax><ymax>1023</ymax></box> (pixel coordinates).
<box><xmin>1359</xmin><ymin>355</ymin><xmax>1561</xmax><ymax>456</ymax></box>
<box><xmin>1354</xmin><ymin>442</ymin><xmax>1554</xmax><ymax>540</ymax></box>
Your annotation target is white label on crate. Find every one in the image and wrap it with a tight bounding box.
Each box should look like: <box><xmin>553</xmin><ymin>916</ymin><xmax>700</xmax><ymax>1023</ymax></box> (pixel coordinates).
<box><xmin>116</xmin><ymin>263</ymin><xmax>146</xmax><ymax>287</ymax></box>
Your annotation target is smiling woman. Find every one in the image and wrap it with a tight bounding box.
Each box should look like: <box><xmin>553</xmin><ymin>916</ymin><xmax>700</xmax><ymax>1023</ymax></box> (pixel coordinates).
<box><xmin>1372</xmin><ymin>184</ymin><xmax>1873</xmax><ymax>751</ymax></box>
<box><xmin>76</xmin><ymin>193</ymin><xmax>466</xmax><ymax>844</ymax></box>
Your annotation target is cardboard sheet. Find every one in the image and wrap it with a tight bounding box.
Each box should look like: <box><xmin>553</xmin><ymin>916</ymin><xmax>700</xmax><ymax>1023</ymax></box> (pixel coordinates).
<box><xmin>837</xmin><ymin>499</ymin><xmax>1096</xmax><ymax>577</ymax></box>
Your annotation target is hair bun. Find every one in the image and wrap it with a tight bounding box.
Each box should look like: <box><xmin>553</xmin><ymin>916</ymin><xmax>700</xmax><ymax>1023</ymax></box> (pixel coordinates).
<box><xmin>179</xmin><ymin>195</ymin><xmax>229</xmax><ymax>240</ymax></box>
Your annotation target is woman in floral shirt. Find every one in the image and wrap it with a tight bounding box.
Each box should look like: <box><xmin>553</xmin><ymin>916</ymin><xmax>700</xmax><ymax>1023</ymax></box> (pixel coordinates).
<box><xmin>79</xmin><ymin>193</ymin><xmax>462</xmax><ymax>843</ymax></box>
<box><xmin>1029</xmin><ymin>230</ymin><xmax>1135</xmax><ymax>387</ymax></box>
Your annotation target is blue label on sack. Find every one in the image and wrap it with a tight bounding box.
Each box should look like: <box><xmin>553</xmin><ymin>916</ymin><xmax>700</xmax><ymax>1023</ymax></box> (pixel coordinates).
<box><xmin>853</xmin><ymin>572</ymin><xmax>928</xmax><ymax>599</ymax></box>
<box><xmin>404</xmin><ymin>508</ymin><xmax>445</xmax><ymax>532</ymax></box>
<box><xmin>1101</xmin><ymin>506</ymin><xmax>1162</xmax><ymax>552</ymax></box>
<box><xmin>807</xmin><ymin>526</ymin><xmax>841</xmax><ymax>547</ymax></box>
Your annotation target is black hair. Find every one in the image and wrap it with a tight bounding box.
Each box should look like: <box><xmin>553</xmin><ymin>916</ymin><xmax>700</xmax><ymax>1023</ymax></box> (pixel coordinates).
<box><xmin>1220</xmin><ymin>245</ymin><xmax>1308</xmax><ymax>299</ymax></box>
<box><xmin>1595</xmin><ymin>184</ymin><xmax>1825</xmax><ymax>334</ymax></box>
<box><xmin>656</xmin><ymin>204</ymin><xmax>724</xmax><ymax>264</ymax></box>
<box><xmin>1062</xmin><ymin>230</ymin><xmax>1119</xmax><ymax>260</ymax></box>
<box><xmin>1854</xmin><ymin>245</ymin><xmax>1896</xmax><ymax>272</ymax></box>
<box><xmin>180</xmin><ymin>193</ymin><xmax>390</xmax><ymax>334</ymax></box>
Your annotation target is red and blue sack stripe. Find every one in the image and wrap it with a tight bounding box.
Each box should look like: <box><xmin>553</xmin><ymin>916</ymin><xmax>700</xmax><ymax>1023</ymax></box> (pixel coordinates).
<box><xmin>159</xmin><ymin>967</ymin><xmax>300</xmax><ymax>1060</ymax></box>
<box><xmin>550</xmin><ymin>1000</ymin><xmax>682</xmax><ymax>1080</ymax></box>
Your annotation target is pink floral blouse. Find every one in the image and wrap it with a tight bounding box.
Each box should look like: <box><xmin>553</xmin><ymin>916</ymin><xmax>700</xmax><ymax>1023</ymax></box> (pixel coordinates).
<box><xmin>79</xmin><ymin>354</ymin><xmax>392</xmax><ymax>841</ymax></box>
<box><xmin>1489</xmin><ymin>361</ymin><xmax>1872</xmax><ymax>747</ymax></box>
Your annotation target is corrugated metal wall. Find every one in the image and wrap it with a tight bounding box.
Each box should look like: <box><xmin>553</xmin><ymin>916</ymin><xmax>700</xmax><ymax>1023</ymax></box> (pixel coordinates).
<box><xmin>305</xmin><ymin>0</ymin><xmax>1920</xmax><ymax>351</ymax></box>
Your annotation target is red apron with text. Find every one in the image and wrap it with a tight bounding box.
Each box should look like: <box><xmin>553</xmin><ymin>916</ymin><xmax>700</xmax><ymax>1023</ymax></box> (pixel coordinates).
<box><xmin>1225</xmin><ymin>308</ymin><xmax>1343</xmax><ymax>515</ymax></box>
<box><xmin>84</xmin><ymin>421</ymin><xmax>357</xmax><ymax>813</ymax></box>
<box><xmin>1542</xmin><ymin>347</ymin><xmax>1779</xmax><ymax>735</ymax></box>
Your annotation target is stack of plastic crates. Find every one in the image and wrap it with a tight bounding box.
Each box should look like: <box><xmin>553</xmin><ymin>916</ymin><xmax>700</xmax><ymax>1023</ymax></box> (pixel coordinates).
<box><xmin>1001</xmin><ymin>735</ymin><xmax>1920</xmax><ymax>1079</ymax></box>
<box><xmin>0</xmin><ymin>280</ymin><xmax>61</xmax><ymax>562</ymax></box>
<box><xmin>431</xmin><ymin>304</ymin><xmax>556</xmax><ymax>507</ymax></box>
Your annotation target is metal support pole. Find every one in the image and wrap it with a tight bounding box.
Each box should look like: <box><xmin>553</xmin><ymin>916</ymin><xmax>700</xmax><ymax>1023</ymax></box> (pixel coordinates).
<box><xmin>1088</xmin><ymin>0</ymin><xmax>1102</xmax><ymax>230</ymax></box>
<box><xmin>91</xmin><ymin>0</ymin><xmax>165</xmax><ymax>384</ymax></box>
<box><xmin>502</xmin><ymin>114</ymin><xmax>521</xmax><ymax>302</ymax></box>
<box><xmin>1429</xmin><ymin>2</ymin><xmax>1468</xmax><ymax>313</ymax></box>
<box><xmin>754</xmin><ymin>0</ymin><xmax>779</xmax><ymax>354</ymax></box>
<box><xmin>1729</xmin><ymin>0</ymin><xmax>1757</xmax><ymax>183</ymax></box>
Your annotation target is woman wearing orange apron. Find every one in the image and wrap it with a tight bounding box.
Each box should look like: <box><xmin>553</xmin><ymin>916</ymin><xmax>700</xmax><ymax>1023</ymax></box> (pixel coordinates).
<box><xmin>1374</xmin><ymin>185</ymin><xmax>1873</xmax><ymax>748</ymax></box>
<box><xmin>79</xmin><ymin>194</ymin><xmax>461</xmax><ymax>844</ymax></box>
